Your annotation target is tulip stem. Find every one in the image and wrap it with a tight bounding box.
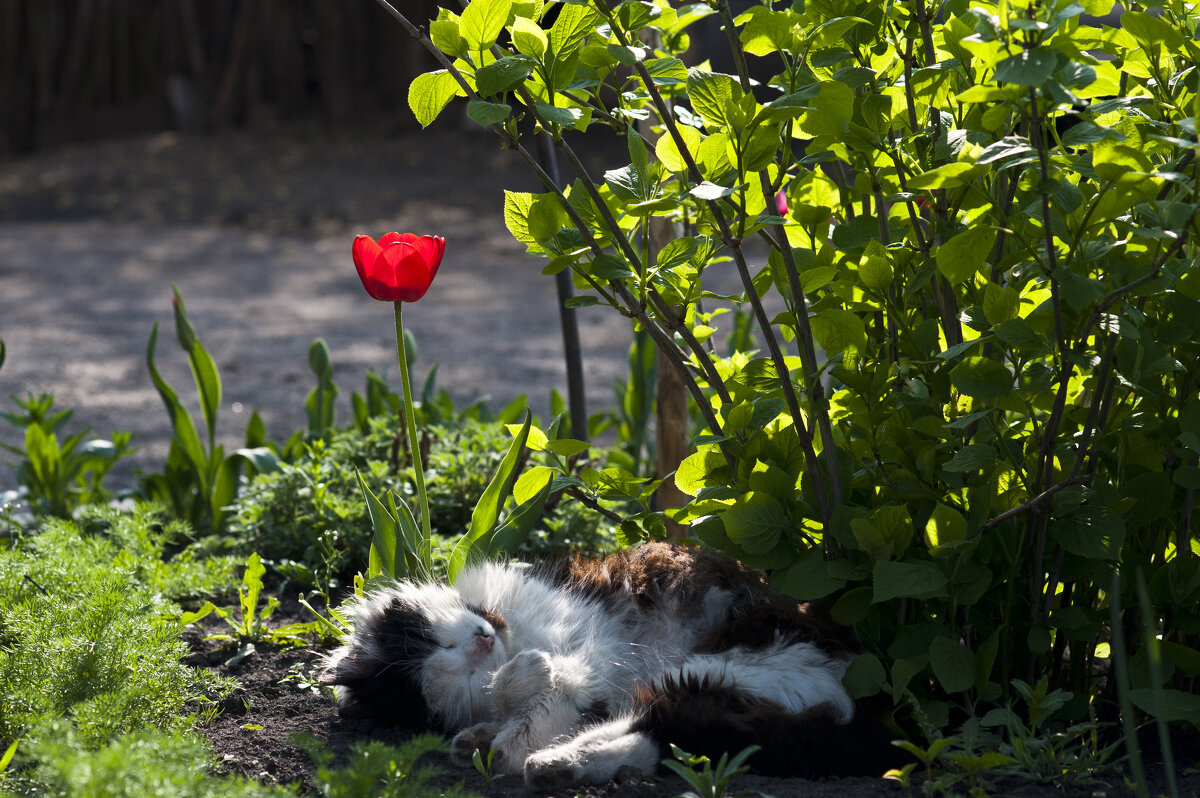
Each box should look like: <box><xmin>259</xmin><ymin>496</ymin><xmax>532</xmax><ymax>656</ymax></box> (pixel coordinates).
<box><xmin>394</xmin><ymin>300</ymin><xmax>432</xmax><ymax>553</ymax></box>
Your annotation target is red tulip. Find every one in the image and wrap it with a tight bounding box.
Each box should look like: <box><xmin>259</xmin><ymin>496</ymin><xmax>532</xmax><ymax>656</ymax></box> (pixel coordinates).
<box><xmin>352</xmin><ymin>233</ymin><xmax>445</xmax><ymax>302</ymax></box>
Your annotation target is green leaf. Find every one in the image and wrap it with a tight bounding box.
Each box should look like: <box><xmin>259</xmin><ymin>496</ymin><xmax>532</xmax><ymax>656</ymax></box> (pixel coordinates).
<box><xmin>687</xmin><ymin>69</ymin><xmax>741</xmax><ymax>129</ymax></box>
<box><xmin>656</xmin><ymin>125</ymin><xmax>703</xmax><ymax>174</ymax></box>
<box><xmin>533</xmin><ymin>101</ymin><xmax>582</xmax><ymax>128</ymax></box>
<box><xmin>949</xmin><ymin>356</ymin><xmax>1013</xmax><ymax>399</ymax></box>
<box><xmin>505</xmin><ymin>422</ymin><xmax>548</xmax><ymax>450</ymax></box>
<box><xmin>511</xmin><ymin>15</ymin><xmax>548</xmax><ymax>59</ymax></box>
<box><xmin>590</xmin><ymin>253</ymin><xmax>635</xmax><ymax>280</ymax></box>
<box><xmin>527</xmin><ymin>193</ymin><xmax>567</xmax><ymax>245</ymax></box>
<box><xmin>994</xmin><ymin>48</ymin><xmax>1058</xmax><ymax>87</ymax></box>
<box><xmin>0</xmin><ymin>740</ymin><xmax>18</xmax><ymax>774</ymax></box>
<box><xmin>930</xmin><ymin>636</ymin><xmax>977</xmax><ymax>693</ymax></box>
<box><xmin>513</xmin><ymin>465</ymin><xmax>555</xmax><ymax>504</ymax></box>
<box><xmin>548</xmin><ymin>4</ymin><xmax>598</xmax><ymax>56</ymax></box>
<box><xmin>1121</xmin><ymin>11</ymin><xmax>1184</xmax><ymax>50</ymax></box>
<box><xmin>993</xmin><ymin>318</ymin><xmax>1043</xmax><ymax>351</ymax></box>
<box><xmin>690</xmin><ymin>181</ymin><xmax>738</xmax><ymax>200</ymax></box>
<box><xmin>1048</xmin><ymin>508</ymin><xmax>1124</xmax><ymax>560</ymax></box>
<box><xmin>488</xmin><ymin>475</ymin><xmax>553</xmax><ymax>557</ymax></box>
<box><xmin>983</xmin><ymin>283</ymin><xmax>1020</xmax><ymax>323</ymax></box>
<box><xmin>430</xmin><ymin>18</ymin><xmax>469</xmax><ymax>60</ymax></box>
<box><xmin>408</xmin><ymin>70</ymin><xmax>464</xmax><ymax>128</ymax></box>
<box><xmin>146</xmin><ymin>323</ymin><xmax>208</xmax><ymax>491</ymax></box>
<box><xmin>503</xmin><ymin>190</ymin><xmax>538</xmax><ymax>249</ymax></box>
<box><xmin>793</xmin><ymin>81</ymin><xmax>854</xmax><ymax>138</ymax></box>
<box><xmin>675</xmin><ymin>450</ymin><xmax>729</xmax><ymax>495</ymax></box>
<box><xmin>908</xmin><ymin>162</ymin><xmax>978</xmax><ymax>190</ymax></box>
<box><xmin>842</xmin><ymin>652</ymin><xmax>887</xmax><ymax>699</ymax></box>
<box><xmin>1092</xmin><ymin>140</ymin><xmax>1153</xmax><ymax>180</ymax></box>
<box><xmin>942</xmin><ymin>445</ymin><xmax>998</xmax><ymax>473</ymax></box>
<box><xmin>872</xmin><ymin>560</ymin><xmax>948</xmax><ymax>602</ymax></box>
<box><xmin>722</xmin><ymin>491</ymin><xmax>788</xmax><ymax>554</ymax></box>
<box><xmin>645</xmin><ymin>56</ymin><xmax>688</xmax><ymax>86</ymax></box>
<box><xmin>461</xmin><ymin>0</ymin><xmax>512</xmax><ymax>50</ymax></box>
<box><xmin>770</xmin><ymin>545</ymin><xmax>845</xmax><ymax>600</ymax></box>
<box><xmin>447</xmin><ymin>410</ymin><xmax>533</xmax><ymax>582</ymax></box>
<box><xmin>546</xmin><ymin>438</ymin><xmax>590</xmax><ymax>457</ymax></box>
<box><xmin>738</xmin><ymin>7</ymin><xmax>796</xmax><ymax>56</ymax></box>
<box><xmin>466</xmin><ymin>98</ymin><xmax>512</xmax><ymax>127</ymax></box>
<box><xmin>810</xmin><ymin>309</ymin><xmax>867</xmax><ymax>358</ymax></box>
<box><xmin>475</xmin><ymin>56</ymin><xmax>535</xmax><ymax>97</ymax></box>
<box><xmin>1128</xmin><ymin>688</ymin><xmax>1200</xmax><ymax>724</ymax></box>
<box><xmin>925</xmin><ymin>503</ymin><xmax>968</xmax><ymax>555</ymax></box>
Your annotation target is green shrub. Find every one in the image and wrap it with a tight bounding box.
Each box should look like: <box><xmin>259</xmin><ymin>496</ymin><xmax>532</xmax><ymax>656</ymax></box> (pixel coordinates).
<box><xmin>227</xmin><ymin>414</ymin><xmax>614</xmax><ymax>585</ymax></box>
<box><xmin>396</xmin><ymin>0</ymin><xmax>1200</xmax><ymax>764</ymax></box>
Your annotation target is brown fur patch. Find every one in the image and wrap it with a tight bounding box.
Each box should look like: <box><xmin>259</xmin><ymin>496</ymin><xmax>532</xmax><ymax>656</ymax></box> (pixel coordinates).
<box><xmin>481</xmin><ymin>608</ymin><xmax>508</xmax><ymax>631</ymax></box>
<box><xmin>556</xmin><ymin>542</ymin><xmax>853</xmax><ymax>657</ymax></box>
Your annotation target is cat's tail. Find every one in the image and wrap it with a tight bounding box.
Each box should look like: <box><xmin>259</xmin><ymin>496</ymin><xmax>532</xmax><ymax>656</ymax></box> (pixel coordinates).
<box><xmin>629</xmin><ymin>674</ymin><xmax>906</xmax><ymax>779</ymax></box>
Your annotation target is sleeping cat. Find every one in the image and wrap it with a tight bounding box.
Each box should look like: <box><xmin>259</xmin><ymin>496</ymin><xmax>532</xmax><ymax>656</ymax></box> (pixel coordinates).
<box><xmin>320</xmin><ymin>542</ymin><xmax>898</xmax><ymax>787</ymax></box>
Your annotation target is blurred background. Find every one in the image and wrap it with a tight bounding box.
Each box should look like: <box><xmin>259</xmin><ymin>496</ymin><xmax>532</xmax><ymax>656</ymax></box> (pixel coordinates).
<box><xmin>1</xmin><ymin>0</ymin><xmax>446</xmax><ymax>154</ymax></box>
<box><xmin>0</xmin><ymin>0</ymin><xmax>636</xmax><ymax>491</ymax></box>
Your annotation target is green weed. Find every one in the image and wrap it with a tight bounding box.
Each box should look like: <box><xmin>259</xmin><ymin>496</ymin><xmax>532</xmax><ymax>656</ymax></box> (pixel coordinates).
<box><xmin>0</xmin><ymin>393</ymin><xmax>134</xmax><ymax>518</ymax></box>
<box><xmin>0</xmin><ymin>509</ymin><xmax>239</xmax><ymax>791</ymax></box>
<box><xmin>662</xmin><ymin>744</ymin><xmax>760</xmax><ymax>798</ymax></box>
<box><xmin>294</xmin><ymin>732</ymin><xmax>478</xmax><ymax>798</ymax></box>
<box><xmin>179</xmin><ymin>553</ymin><xmax>321</xmax><ymax>657</ymax></box>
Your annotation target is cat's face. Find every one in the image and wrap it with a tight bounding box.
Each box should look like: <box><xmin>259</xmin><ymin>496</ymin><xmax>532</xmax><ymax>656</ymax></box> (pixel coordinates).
<box><xmin>322</xmin><ymin>581</ymin><xmax>510</xmax><ymax>731</ymax></box>
<box><xmin>416</xmin><ymin>588</ymin><xmax>510</xmax><ymax>729</ymax></box>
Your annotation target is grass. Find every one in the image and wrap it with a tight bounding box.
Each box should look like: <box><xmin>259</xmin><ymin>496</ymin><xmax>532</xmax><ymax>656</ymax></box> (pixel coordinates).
<box><xmin>0</xmin><ymin>503</ymin><xmax>478</xmax><ymax>798</ymax></box>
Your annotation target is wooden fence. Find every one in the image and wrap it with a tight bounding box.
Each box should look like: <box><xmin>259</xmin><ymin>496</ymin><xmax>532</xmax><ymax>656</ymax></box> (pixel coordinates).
<box><xmin>0</xmin><ymin>0</ymin><xmax>440</xmax><ymax>153</ymax></box>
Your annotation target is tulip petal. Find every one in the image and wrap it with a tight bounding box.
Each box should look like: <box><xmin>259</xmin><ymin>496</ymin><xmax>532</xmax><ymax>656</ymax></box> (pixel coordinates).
<box><xmin>377</xmin><ymin>241</ymin><xmax>433</xmax><ymax>302</ymax></box>
<box><xmin>353</xmin><ymin>235</ymin><xmax>388</xmax><ymax>300</ymax></box>
<box><xmin>378</xmin><ymin>232</ymin><xmax>414</xmax><ymax>248</ymax></box>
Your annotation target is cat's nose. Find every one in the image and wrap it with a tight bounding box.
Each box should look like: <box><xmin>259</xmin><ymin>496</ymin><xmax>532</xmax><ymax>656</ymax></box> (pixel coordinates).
<box><xmin>474</xmin><ymin>632</ymin><xmax>495</xmax><ymax>653</ymax></box>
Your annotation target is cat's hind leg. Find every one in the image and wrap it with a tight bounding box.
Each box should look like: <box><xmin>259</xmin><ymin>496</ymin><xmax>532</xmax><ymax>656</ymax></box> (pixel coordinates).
<box><xmin>524</xmin><ymin>716</ymin><xmax>659</xmax><ymax>789</ymax></box>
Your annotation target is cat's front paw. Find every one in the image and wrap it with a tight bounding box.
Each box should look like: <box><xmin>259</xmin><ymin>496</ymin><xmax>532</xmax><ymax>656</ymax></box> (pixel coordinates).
<box><xmin>450</xmin><ymin>722</ymin><xmax>499</xmax><ymax>766</ymax></box>
<box><xmin>489</xmin><ymin>649</ymin><xmax>553</xmax><ymax>715</ymax></box>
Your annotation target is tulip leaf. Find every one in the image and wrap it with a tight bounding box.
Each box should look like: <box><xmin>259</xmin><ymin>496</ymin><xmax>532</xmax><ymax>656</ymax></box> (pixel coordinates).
<box><xmin>146</xmin><ymin>323</ymin><xmax>208</xmax><ymax>495</ymax></box>
<box><xmin>446</xmin><ymin>410</ymin><xmax>532</xmax><ymax>583</ymax></box>
<box><xmin>408</xmin><ymin>70</ymin><xmax>465</xmax><ymax>128</ymax></box>
<box><xmin>487</xmin><ymin>475</ymin><xmax>553</xmax><ymax>557</ymax></box>
<box><xmin>358</xmin><ymin>469</ymin><xmax>403</xmax><ymax>579</ymax></box>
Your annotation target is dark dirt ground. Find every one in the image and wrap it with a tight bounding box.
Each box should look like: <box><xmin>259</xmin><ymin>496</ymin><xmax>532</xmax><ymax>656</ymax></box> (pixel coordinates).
<box><xmin>182</xmin><ymin>587</ymin><xmax>1200</xmax><ymax>798</ymax></box>
<box><xmin>4</xmin><ymin>122</ymin><xmax>1200</xmax><ymax>797</ymax></box>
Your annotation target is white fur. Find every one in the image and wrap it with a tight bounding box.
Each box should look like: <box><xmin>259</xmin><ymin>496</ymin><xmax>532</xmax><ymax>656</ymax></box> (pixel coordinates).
<box><xmin>337</xmin><ymin>558</ymin><xmax>854</xmax><ymax>786</ymax></box>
